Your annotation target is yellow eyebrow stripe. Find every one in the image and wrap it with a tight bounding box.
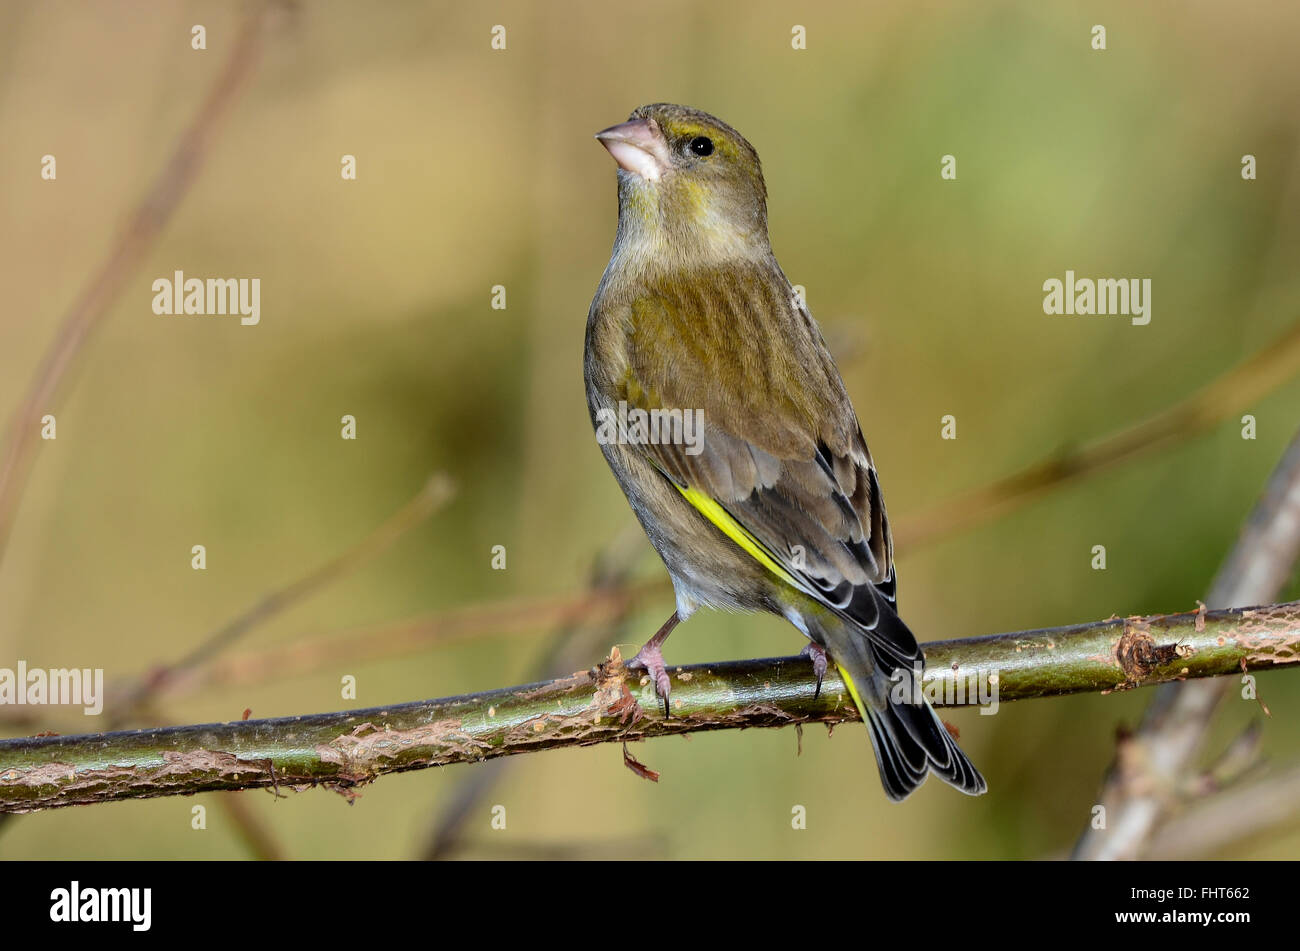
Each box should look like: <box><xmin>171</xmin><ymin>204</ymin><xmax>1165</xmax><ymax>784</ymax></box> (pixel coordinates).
<box><xmin>674</xmin><ymin>485</ymin><xmax>802</xmax><ymax>589</ymax></box>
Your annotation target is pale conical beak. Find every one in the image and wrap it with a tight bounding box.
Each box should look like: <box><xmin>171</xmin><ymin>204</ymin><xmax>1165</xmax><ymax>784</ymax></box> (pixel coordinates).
<box><xmin>595</xmin><ymin>117</ymin><xmax>671</xmax><ymax>182</ymax></box>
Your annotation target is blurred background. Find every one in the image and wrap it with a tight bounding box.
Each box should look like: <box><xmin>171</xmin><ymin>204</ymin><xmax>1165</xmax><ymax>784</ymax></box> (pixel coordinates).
<box><xmin>1</xmin><ymin>0</ymin><xmax>1298</xmax><ymax>859</ymax></box>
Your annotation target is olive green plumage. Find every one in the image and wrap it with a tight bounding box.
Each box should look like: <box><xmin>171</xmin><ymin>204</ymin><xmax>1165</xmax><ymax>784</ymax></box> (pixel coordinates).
<box><xmin>585</xmin><ymin>103</ymin><xmax>985</xmax><ymax>800</ymax></box>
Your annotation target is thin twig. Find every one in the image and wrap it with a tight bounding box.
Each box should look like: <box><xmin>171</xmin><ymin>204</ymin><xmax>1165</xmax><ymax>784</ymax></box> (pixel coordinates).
<box><xmin>108</xmin><ymin>473</ymin><xmax>456</xmax><ymax>723</ymax></box>
<box><xmin>3</xmin><ymin>599</ymin><xmax>1299</xmax><ymax>812</ymax></box>
<box><xmin>895</xmin><ymin>320</ymin><xmax>1300</xmax><ymax>550</ymax></box>
<box><xmin>0</xmin><ymin>571</ymin><xmax>664</xmax><ymax>730</ymax></box>
<box><xmin>0</xmin><ymin>5</ymin><xmax>275</xmax><ymax>569</ymax></box>
<box><xmin>133</xmin><ymin>568</ymin><xmax>650</xmax><ymax>703</ymax></box>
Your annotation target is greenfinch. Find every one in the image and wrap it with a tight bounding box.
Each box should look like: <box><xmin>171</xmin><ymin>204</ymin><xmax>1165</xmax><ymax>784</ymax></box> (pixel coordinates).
<box><xmin>585</xmin><ymin>103</ymin><xmax>985</xmax><ymax>800</ymax></box>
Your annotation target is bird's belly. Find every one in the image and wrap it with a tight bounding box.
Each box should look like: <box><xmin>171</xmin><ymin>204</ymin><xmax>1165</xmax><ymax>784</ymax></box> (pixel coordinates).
<box><xmin>594</xmin><ymin>435</ymin><xmax>772</xmax><ymax>619</ymax></box>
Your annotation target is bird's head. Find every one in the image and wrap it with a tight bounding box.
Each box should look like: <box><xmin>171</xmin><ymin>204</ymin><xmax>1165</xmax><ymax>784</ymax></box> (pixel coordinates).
<box><xmin>596</xmin><ymin>103</ymin><xmax>769</xmax><ymax>266</ymax></box>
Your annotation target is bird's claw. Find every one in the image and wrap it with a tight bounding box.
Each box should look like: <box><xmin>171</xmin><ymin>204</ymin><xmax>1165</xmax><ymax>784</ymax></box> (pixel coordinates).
<box><xmin>628</xmin><ymin>644</ymin><xmax>672</xmax><ymax>717</ymax></box>
<box><xmin>800</xmin><ymin>641</ymin><xmax>828</xmax><ymax>700</ymax></box>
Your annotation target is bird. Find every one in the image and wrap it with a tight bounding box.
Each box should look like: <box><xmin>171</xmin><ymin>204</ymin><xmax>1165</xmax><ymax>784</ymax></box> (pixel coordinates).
<box><xmin>584</xmin><ymin>103</ymin><xmax>986</xmax><ymax>800</ymax></box>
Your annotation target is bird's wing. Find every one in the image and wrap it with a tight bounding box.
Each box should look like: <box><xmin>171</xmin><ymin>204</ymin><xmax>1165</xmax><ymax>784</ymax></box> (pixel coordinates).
<box><xmin>614</xmin><ymin>262</ymin><xmax>916</xmax><ymax>666</ymax></box>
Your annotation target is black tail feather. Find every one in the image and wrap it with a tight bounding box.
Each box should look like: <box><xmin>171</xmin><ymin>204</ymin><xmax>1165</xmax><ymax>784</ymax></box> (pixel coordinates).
<box><xmin>866</xmin><ymin>692</ymin><xmax>987</xmax><ymax>801</ymax></box>
<box><xmin>818</xmin><ymin>595</ymin><xmax>987</xmax><ymax>801</ymax></box>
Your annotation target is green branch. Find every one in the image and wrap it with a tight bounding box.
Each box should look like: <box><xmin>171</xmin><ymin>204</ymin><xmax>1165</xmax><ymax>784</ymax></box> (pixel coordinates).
<box><xmin>2</xmin><ymin>600</ymin><xmax>1298</xmax><ymax>812</ymax></box>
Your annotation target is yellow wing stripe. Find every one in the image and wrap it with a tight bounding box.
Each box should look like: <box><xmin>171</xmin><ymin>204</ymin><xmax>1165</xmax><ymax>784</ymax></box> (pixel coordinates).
<box><xmin>835</xmin><ymin>662</ymin><xmax>870</xmax><ymax>721</ymax></box>
<box><xmin>674</xmin><ymin>485</ymin><xmax>802</xmax><ymax>588</ymax></box>
<box><xmin>675</xmin><ymin>483</ymin><xmax>872</xmax><ymax>722</ymax></box>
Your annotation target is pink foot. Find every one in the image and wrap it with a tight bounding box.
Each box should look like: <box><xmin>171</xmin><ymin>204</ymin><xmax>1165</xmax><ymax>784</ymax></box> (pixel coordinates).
<box><xmin>627</xmin><ymin>612</ymin><xmax>680</xmax><ymax>717</ymax></box>
<box><xmin>800</xmin><ymin>641</ymin><xmax>828</xmax><ymax>699</ymax></box>
<box><xmin>628</xmin><ymin>643</ymin><xmax>672</xmax><ymax>716</ymax></box>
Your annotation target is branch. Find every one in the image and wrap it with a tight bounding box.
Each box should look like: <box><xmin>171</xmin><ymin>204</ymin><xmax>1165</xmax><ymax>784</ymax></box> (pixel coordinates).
<box><xmin>3</xmin><ymin>600</ymin><xmax>1299</xmax><ymax>812</ymax></box>
<box><xmin>1073</xmin><ymin>425</ymin><xmax>1300</xmax><ymax>860</ymax></box>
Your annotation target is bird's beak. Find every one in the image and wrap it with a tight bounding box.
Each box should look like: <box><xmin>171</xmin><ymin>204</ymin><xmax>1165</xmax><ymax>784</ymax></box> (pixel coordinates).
<box><xmin>595</xmin><ymin>117</ymin><xmax>671</xmax><ymax>182</ymax></box>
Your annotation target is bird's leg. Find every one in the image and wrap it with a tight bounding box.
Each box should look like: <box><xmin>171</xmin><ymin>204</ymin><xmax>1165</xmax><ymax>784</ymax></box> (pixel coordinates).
<box><xmin>628</xmin><ymin>611</ymin><xmax>680</xmax><ymax>716</ymax></box>
<box><xmin>800</xmin><ymin>640</ymin><xmax>828</xmax><ymax>700</ymax></box>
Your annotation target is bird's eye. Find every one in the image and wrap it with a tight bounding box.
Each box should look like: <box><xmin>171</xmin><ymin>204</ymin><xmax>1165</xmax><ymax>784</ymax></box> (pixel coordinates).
<box><xmin>688</xmin><ymin>136</ymin><xmax>714</xmax><ymax>157</ymax></box>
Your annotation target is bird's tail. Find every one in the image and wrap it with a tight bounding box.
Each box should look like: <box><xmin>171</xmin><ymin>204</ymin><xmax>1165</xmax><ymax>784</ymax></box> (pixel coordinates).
<box><xmin>818</xmin><ymin>609</ymin><xmax>987</xmax><ymax>801</ymax></box>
